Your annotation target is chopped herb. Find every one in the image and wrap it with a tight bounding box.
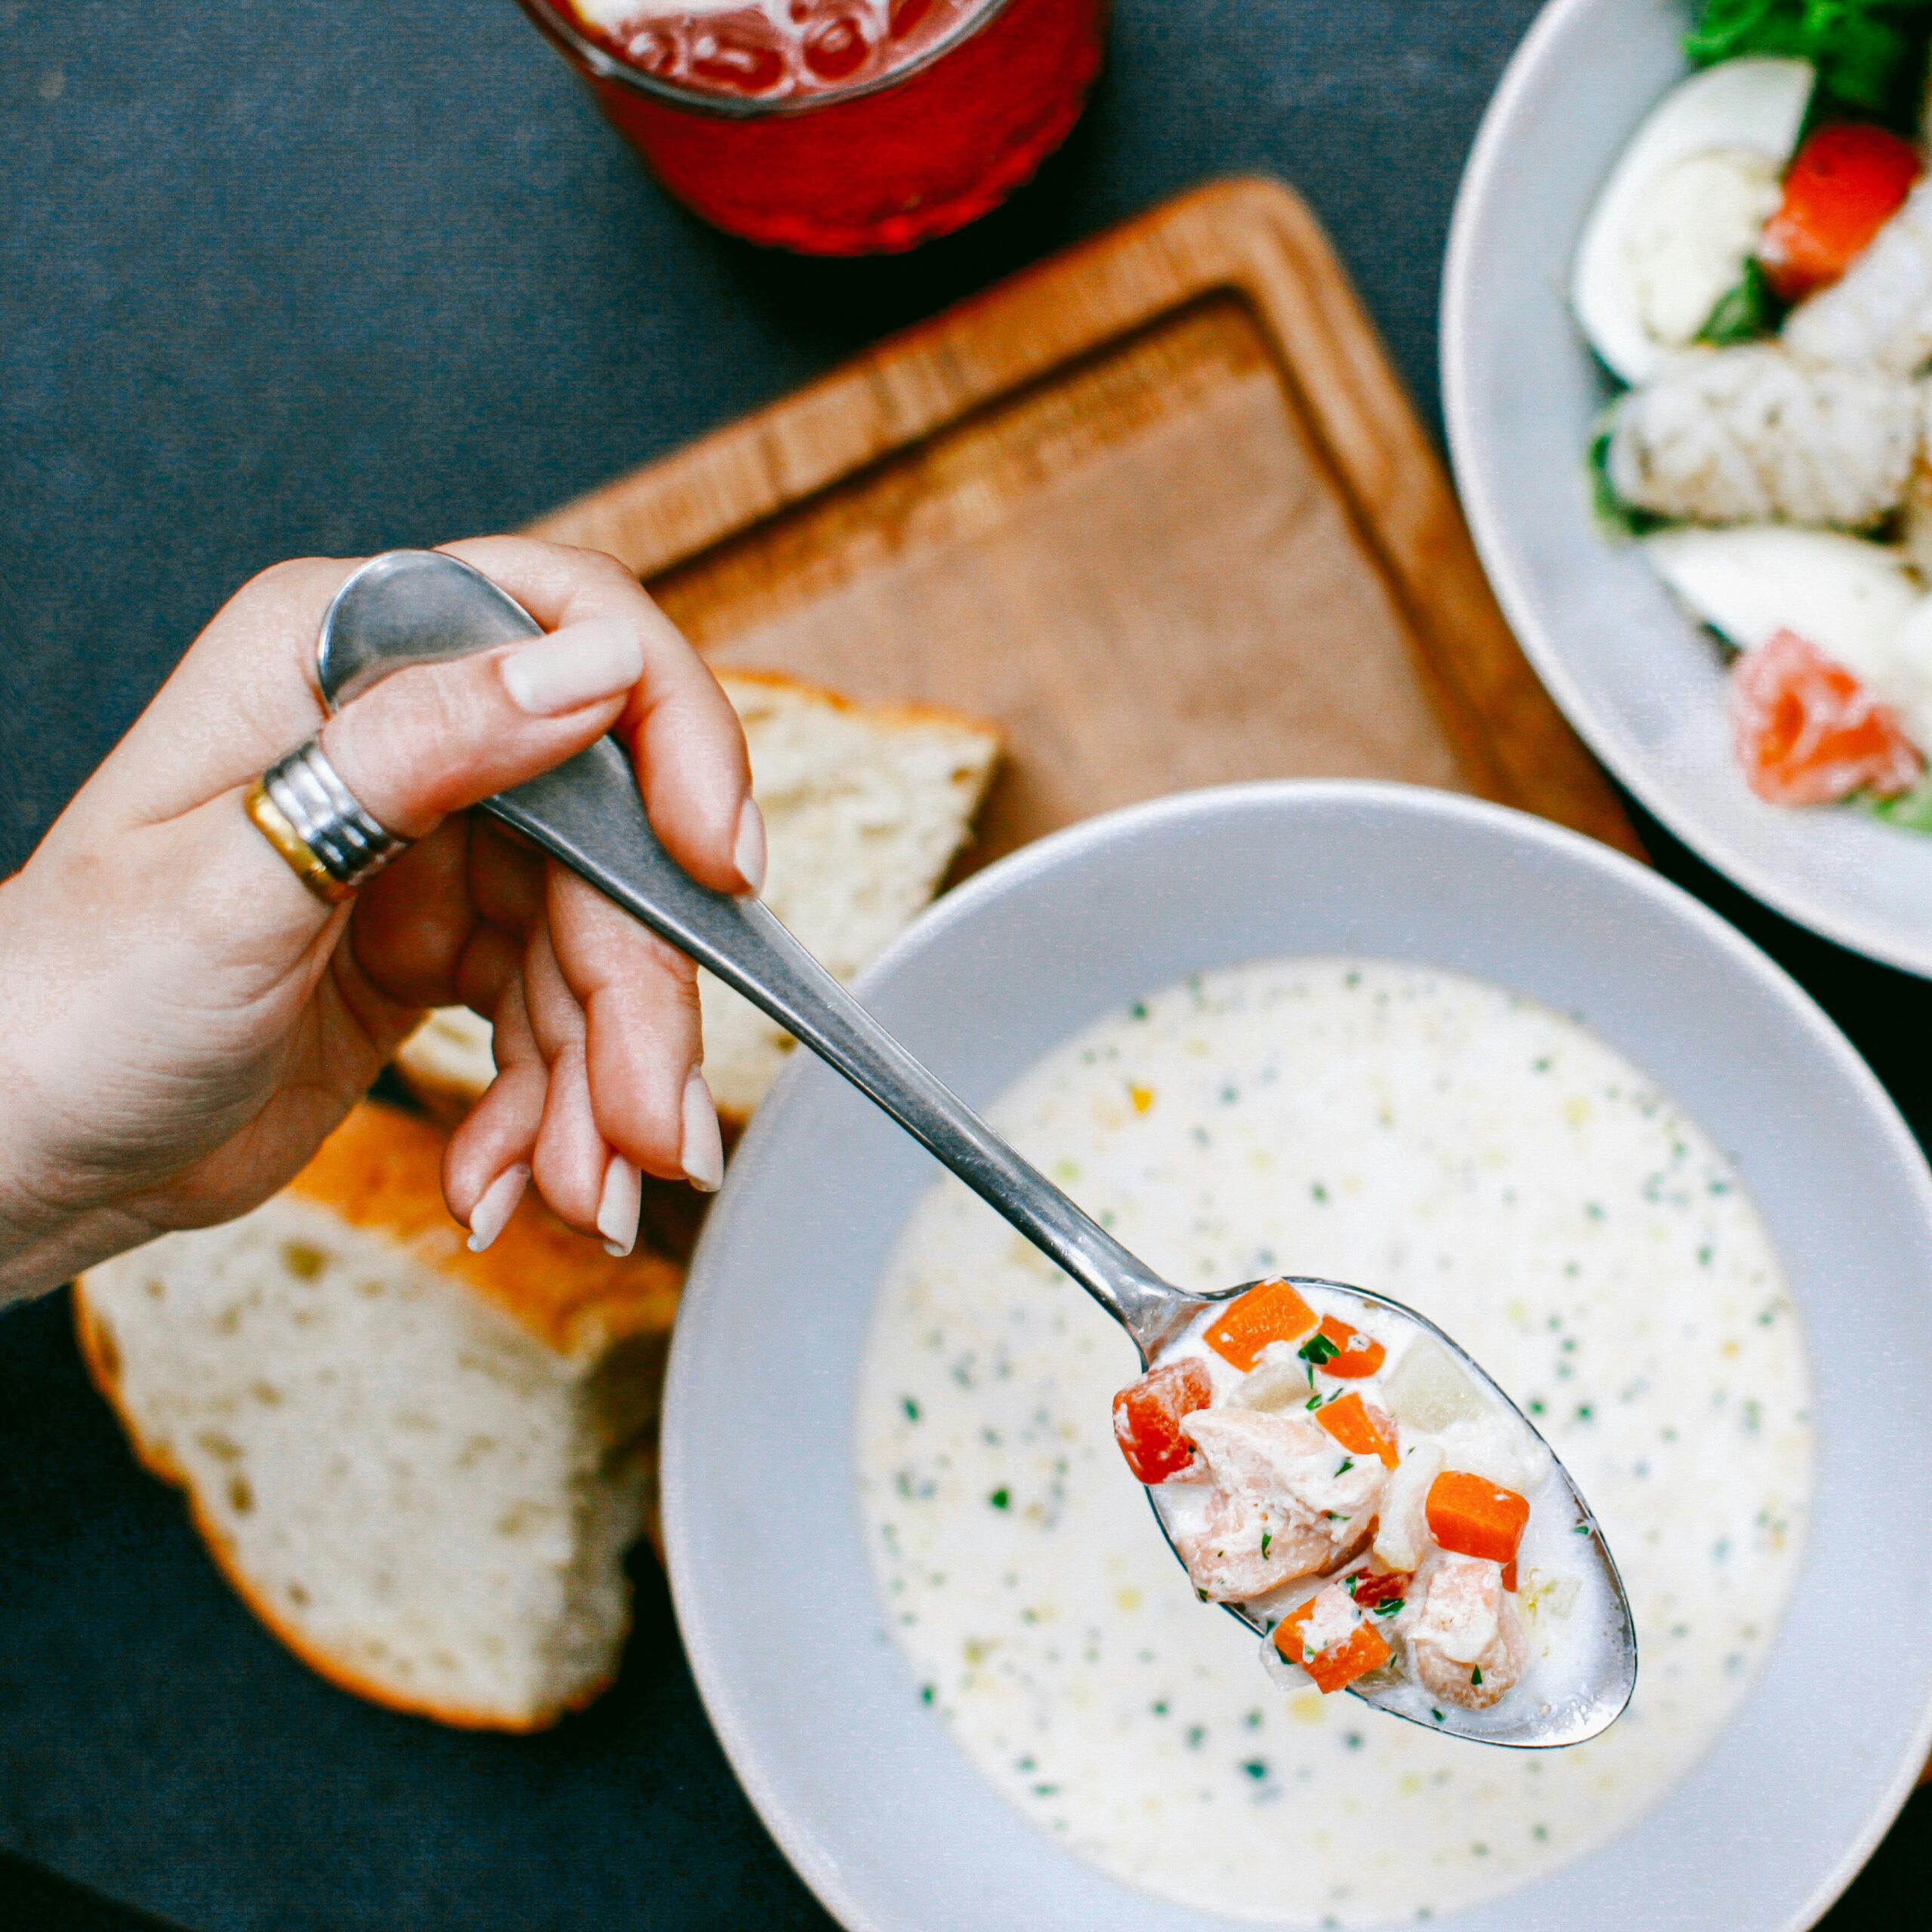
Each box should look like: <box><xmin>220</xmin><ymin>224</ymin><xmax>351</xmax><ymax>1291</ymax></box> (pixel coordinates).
<box><xmin>1324</xmin><ymin>1510</ymin><xmax>1350</xmax><ymax>1523</ymax></box>
<box><xmin>1471</xmin><ymin>1666</ymin><xmax>1484</xmax><ymax>1686</ymax></box>
<box><xmin>1311</xmin><ymin>1181</ymin><xmax>1329</xmax><ymax>1204</ymax></box>
<box><xmin>1241</xmin><ymin>1759</ymin><xmax>1269</xmax><ymax>1780</ymax></box>
<box><xmin>1335</xmin><ymin>1457</ymin><xmax>1355</xmax><ymax>1476</ymax></box>
<box><xmin>988</xmin><ymin>1487</ymin><xmax>1011</xmax><ymax>1510</ymax></box>
<box><xmin>1373</xmin><ymin>1598</ymin><xmax>1404</xmax><ymax>1617</ymax></box>
<box><xmin>919</xmin><ymin>1683</ymin><xmax>934</xmax><ymax>1705</ymax></box>
<box><xmin>1300</xmin><ymin>1331</ymin><xmax>1341</xmax><ymax>1368</ymax></box>
<box><xmin>1261</xmin><ymin>1531</ymin><xmax>1274</xmax><ymax>1558</ymax></box>
<box><xmin>903</xmin><ymin>1397</ymin><xmax>921</xmax><ymax>1421</ymax></box>
<box><xmin>1196</xmin><ymin>1587</ymin><xmax>1210</xmax><ymax>1602</ymax></box>
<box><xmin>1431</xmin><ymin>1707</ymin><xmax>1446</xmax><ymax>1724</ymax></box>
<box><xmin>1574</xmin><ymin>1523</ymin><xmax>1594</xmax><ymax>1537</ymax></box>
<box><xmin>1130</xmin><ymin>1001</ymin><xmax>1149</xmax><ymax>1020</ymax></box>
<box><xmin>1588</xmin><ymin>414</ymin><xmax>1666</xmax><ymax>540</ymax></box>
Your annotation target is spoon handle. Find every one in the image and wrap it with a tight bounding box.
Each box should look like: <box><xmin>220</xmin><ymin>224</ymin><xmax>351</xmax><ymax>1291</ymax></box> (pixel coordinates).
<box><xmin>318</xmin><ymin>552</ymin><xmax>1180</xmax><ymax>1354</ymax></box>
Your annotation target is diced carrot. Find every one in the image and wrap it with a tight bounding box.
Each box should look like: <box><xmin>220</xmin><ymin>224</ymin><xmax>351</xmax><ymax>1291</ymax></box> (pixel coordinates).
<box><xmin>1732</xmin><ymin>630</ymin><xmax>1922</xmax><ymax>807</ymax></box>
<box><xmin>1502</xmin><ymin>1560</ymin><xmax>1518</xmax><ymax>1594</ymax></box>
<box><xmin>1112</xmin><ymin>1357</ymin><xmax>1214</xmax><ymax>1484</ymax></box>
<box><xmin>1315</xmin><ymin>1391</ymin><xmax>1400</xmax><ymax>1469</ymax></box>
<box><xmin>1203</xmin><ymin>1278</ymin><xmax>1317</xmax><ymax>1371</ymax></box>
<box><xmin>1426</xmin><ymin>1469</ymin><xmax>1531</xmax><ymax>1566</ymax></box>
<box><xmin>1345</xmin><ymin>1567</ymin><xmax>1411</xmax><ymax>1611</ymax></box>
<box><xmin>1761</xmin><ymin>122</ymin><xmax>1921</xmax><ymax>303</ymax></box>
<box><xmin>1275</xmin><ymin>1593</ymin><xmax>1392</xmax><ymax>1695</ymax></box>
<box><xmin>1306</xmin><ymin>1315</ymin><xmax>1386</xmax><ymax>1380</ymax></box>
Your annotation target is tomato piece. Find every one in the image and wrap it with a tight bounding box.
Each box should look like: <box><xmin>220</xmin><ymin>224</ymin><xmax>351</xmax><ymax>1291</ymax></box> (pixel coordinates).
<box><xmin>1345</xmin><ymin>1567</ymin><xmax>1412</xmax><ymax>1611</ymax></box>
<box><xmin>1203</xmin><ymin>1278</ymin><xmax>1317</xmax><ymax>1371</ymax></box>
<box><xmin>1306</xmin><ymin>1315</ymin><xmax>1386</xmax><ymax>1380</ymax></box>
<box><xmin>1732</xmin><ymin>629</ymin><xmax>1922</xmax><ymax>806</ymax></box>
<box><xmin>1112</xmin><ymin>1357</ymin><xmax>1214</xmax><ymax>1484</ymax></box>
<box><xmin>1315</xmin><ymin>1390</ymin><xmax>1401</xmax><ymax>1469</ymax></box>
<box><xmin>1426</xmin><ymin>1470</ymin><xmax>1531</xmax><ymax>1566</ymax></box>
<box><xmin>1275</xmin><ymin>1588</ymin><xmax>1393</xmax><ymax>1694</ymax></box>
<box><xmin>1761</xmin><ymin>122</ymin><xmax>1921</xmax><ymax>303</ymax></box>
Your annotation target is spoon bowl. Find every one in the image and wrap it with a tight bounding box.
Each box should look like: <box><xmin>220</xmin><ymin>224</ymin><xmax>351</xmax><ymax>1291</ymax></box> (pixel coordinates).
<box><xmin>318</xmin><ymin>548</ymin><xmax>1637</xmax><ymax>1748</ymax></box>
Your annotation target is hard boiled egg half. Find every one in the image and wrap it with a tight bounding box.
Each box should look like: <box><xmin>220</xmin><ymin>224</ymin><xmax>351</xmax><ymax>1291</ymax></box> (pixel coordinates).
<box><xmin>1574</xmin><ymin>57</ymin><xmax>1814</xmax><ymax>384</ymax></box>
<box><xmin>1646</xmin><ymin>525</ymin><xmax>1932</xmax><ymax>748</ymax></box>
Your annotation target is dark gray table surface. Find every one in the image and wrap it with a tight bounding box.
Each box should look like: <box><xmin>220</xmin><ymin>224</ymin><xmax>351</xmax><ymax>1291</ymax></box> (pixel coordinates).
<box><xmin>2</xmin><ymin>2</ymin><xmax>1927</xmax><ymax>1926</ymax></box>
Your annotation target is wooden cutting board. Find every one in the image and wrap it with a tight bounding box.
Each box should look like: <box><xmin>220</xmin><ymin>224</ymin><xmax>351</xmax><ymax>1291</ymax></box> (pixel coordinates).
<box><xmin>527</xmin><ymin>175</ymin><xmax>1637</xmax><ymax>866</ymax></box>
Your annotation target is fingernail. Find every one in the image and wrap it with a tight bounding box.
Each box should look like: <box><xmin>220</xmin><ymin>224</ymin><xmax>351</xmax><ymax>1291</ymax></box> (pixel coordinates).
<box><xmin>734</xmin><ymin>796</ymin><xmax>767</xmax><ymax>897</ymax></box>
<box><xmin>596</xmin><ymin>1152</ymin><xmax>641</xmax><ymax>1258</ymax></box>
<box><xmin>466</xmin><ymin>1164</ymin><xmax>530</xmax><ymax>1253</ymax></box>
<box><xmin>681</xmin><ymin>1070</ymin><xmax>724</xmax><ymax>1194</ymax></box>
<box><xmin>500</xmin><ymin>617</ymin><xmax>644</xmax><ymax>717</ymax></box>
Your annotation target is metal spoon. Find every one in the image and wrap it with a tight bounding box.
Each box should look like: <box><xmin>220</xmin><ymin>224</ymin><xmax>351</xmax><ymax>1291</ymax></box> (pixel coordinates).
<box><xmin>318</xmin><ymin>549</ymin><xmax>1638</xmax><ymax>1748</ymax></box>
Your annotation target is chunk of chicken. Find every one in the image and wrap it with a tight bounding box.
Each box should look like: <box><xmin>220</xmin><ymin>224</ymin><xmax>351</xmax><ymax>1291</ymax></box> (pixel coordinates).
<box><xmin>1174</xmin><ymin>1408</ymin><xmax>1387</xmax><ymax>1602</ymax></box>
<box><xmin>1401</xmin><ymin>1552</ymin><xmax>1528</xmax><ymax>1711</ymax></box>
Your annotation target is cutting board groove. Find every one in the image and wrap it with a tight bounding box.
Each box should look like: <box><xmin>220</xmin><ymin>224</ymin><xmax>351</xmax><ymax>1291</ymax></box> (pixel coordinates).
<box><xmin>528</xmin><ymin>177</ymin><xmax>1637</xmax><ymax>870</ymax></box>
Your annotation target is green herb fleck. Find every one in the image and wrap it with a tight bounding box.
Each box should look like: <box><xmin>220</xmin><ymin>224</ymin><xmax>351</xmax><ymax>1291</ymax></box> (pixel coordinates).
<box><xmin>1374</xmin><ymin>1598</ymin><xmax>1404</xmax><ymax>1618</ymax></box>
<box><xmin>1431</xmin><ymin>1707</ymin><xmax>1446</xmax><ymax>1724</ymax></box>
<box><xmin>1300</xmin><ymin>1331</ymin><xmax>1341</xmax><ymax>1368</ymax></box>
<box><xmin>988</xmin><ymin>1487</ymin><xmax>1011</xmax><ymax>1511</ymax></box>
<box><xmin>1471</xmin><ymin>1666</ymin><xmax>1484</xmax><ymax>1686</ymax></box>
<box><xmin>903</xmin><ymin>1397</ymin><xmax>921</xmax><ymax>1422</ymax></box>
<box><xmin>1130</xmin><ymin>1001</ymin><xmax>1149</xmax><ymax>1020</ymax></box>
<box><xmin>1335</xmin><ymin>1457</ymin><xmax>1354</xmax><ymax>1476</ymax></box>
<box><xmin>1242</xmin><ymin>1759</ymin><xmax>1269</xmax><ymax>1780</ymax></box>
<box><xmin>1261</xmin><ymin>1531</ymin><xmax>1273</xmax><ymax>1558</ymax></box>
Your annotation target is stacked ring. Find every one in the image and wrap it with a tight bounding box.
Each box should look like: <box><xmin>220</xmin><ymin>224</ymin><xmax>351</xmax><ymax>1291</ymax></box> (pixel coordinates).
<box><xmin>245</xmin><ymin>738</ymin><xmax>407</xmax><ymax>905</ymax></box>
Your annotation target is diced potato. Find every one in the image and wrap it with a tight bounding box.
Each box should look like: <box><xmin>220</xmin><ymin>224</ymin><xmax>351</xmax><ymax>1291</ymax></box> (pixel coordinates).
<box><xmin>1380</xmin><ymin>1337</ymin><xmax>1487</xmax><ymax>1432</ymax></box>
<box><xmin>1229</xmin><ymin>1341</ymin><xmax>1310</xmax><ymax>1414</ymax></box>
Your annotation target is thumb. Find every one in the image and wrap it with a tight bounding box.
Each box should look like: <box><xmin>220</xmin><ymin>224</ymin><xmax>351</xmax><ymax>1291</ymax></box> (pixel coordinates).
<box><xmin>317</xmin><ymin>617</ymin><xmax>643</xmax><ymax>840</ymax></box>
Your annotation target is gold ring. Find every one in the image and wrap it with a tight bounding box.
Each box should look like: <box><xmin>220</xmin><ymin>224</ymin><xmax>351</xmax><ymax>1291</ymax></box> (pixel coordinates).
<box><xmin>245</xmin><ymin>737</ymin><xmax>405</xmax><ymax>904</ymax></box>
<box><xmin>245</xmin><ymin>778</ymin><xmax>355</xmax><ymax>904</ymax></box>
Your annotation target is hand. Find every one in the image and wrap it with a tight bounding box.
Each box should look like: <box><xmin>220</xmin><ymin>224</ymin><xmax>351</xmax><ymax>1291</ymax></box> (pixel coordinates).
<box><xmin>0</xmin><ymin>537</ymin><xmax>761</xmax><ymax>1303</ymax></box>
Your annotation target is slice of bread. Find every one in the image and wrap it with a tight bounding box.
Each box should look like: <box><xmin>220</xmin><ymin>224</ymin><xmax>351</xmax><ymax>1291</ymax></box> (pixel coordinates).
<box><xmin>394</xmin><ymin>668</ymin><xmax>1001</xmax><ymax>1124</ymax></box>
<box><xmin>73</xmin><ymin>1102</ymin><xmax>681</xmax><ymax>1732</ymax></box>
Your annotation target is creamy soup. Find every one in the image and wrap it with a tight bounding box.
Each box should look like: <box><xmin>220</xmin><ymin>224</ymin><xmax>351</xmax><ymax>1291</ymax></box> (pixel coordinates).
<box><xmin>856</xmin><ymin>958</ymin><xmax>1813</xmax><ymax>1926</ymax></box>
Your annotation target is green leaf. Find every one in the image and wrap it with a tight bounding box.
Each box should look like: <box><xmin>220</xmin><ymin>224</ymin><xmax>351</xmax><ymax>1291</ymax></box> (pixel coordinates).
<box><xmin>1686</xmin><ymin>0</ymin><xmax>1932</xmax><ymax>128</ymax></box>
<box><xmin>1299</xmin><ymin>1331</ymin><xmax>1341</xmax><ymax>1368</ymax></box>
<box><xmin>1697</xmin><ymin>259</ymin><xmax>1784</xmax><ymax>347</ymax></box>
<box><xmin>1854</xmin><ymin>771</ymin><xmax>1932</xmax><ymax>831</ymax></box>
<box><xmin>1588</xmin><ymin>416</ymin><xmax>1668</xmax><ymax>543</ymax></box>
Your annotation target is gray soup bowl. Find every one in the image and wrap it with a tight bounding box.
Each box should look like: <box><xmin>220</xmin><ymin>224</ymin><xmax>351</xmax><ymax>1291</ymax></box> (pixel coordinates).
<box><xmin>663</xmin><ymin>781</ymin><xmax>1932</xmax><ymax>1930</ymax></box>
<box><xmin>1443</xmin><ymin>0</ymin><xmax>1932</xmax><ymax>977</ymax></box>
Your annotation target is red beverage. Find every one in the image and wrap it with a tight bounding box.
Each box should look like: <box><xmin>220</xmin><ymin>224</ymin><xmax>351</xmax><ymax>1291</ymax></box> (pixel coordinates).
<box><xmin>516</xmin><ymin>0</ymin><xmax>1107</xmax><ymax>254</ymax></box>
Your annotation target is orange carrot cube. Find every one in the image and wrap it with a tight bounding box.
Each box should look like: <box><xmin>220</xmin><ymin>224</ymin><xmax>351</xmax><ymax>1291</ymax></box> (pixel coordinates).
<box><xmin>1315</xmin><ymin>1391</ymin><xmax>1400</xmax><ymax>1469</ymax></box>
<box><xmin>1275</xmin><ymin>1589</ymin><xmax>1392</xmax><ymax>1695</ymax></box>
<box><xmin>1426</xmin><ymin>1469</ymin><xmax>1531</xmax><ymax>1566</ymax></box>
<box><xmin>1203</xmin><ymin>1278</ymin><xmax>1317</xmax><ymax>1371</ymax></box>
<box><xmin>1307</xmin><ymin>1315</ymin><xmax>1386</xmax><ymax>1380</ymax></box>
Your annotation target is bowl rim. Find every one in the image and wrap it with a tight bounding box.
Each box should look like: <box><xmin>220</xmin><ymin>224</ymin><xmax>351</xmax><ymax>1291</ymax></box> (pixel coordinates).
<box><xmin>1440</xmin><ymin>0</ymin><xmax>1932</xmax><ymax>980</ymax></box>
<box><xmin>663</xmin><ymin>777</ymin><xmax>1932</xmax><ymax>1932</ymax></box>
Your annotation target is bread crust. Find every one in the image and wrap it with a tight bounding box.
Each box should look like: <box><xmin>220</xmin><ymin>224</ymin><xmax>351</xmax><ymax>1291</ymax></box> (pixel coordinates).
<box><xmin>287</xmin><ymin>1101</ymin><xmax>682</xmax><ymax>1360</ymax></box>
<box><xmin>72</xmin><ymin>1100</ymin><xmax>672</xmax><ymax>1730</ymax></box>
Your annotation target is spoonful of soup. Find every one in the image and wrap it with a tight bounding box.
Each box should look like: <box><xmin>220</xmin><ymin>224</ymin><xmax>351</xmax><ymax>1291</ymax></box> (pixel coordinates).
<box><xmin>318</xmin><ymin>550</ymin><xmax>1638</xmax><ymax>1750</ymax></box>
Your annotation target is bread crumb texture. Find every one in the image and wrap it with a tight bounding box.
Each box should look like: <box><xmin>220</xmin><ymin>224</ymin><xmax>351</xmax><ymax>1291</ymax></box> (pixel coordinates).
<box><xmin>75</xmin><ymin>1103</ymin><xmax>675</xmax><ymax>1730</ymax></box>
<box><xmin>394</xmin><ymin>669</ymin><xmax>1001</xmax><ymax>1121</ymax></box>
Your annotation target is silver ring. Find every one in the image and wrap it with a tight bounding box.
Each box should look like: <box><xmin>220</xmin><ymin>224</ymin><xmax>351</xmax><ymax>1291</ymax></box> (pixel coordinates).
<box><xmin>250</xmin><ymin>737</ymin><xmax>406</xmax><ymax>902</ymax></box>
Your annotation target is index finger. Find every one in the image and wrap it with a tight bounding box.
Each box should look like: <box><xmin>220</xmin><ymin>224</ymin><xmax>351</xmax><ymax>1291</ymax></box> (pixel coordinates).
<box><xmin>438</xmin><ymin>537</ymin><xmax>757</xmax><ymax>897</ymax></box>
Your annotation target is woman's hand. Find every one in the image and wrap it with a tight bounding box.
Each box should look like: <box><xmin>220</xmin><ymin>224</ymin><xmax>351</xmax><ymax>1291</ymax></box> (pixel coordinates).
<box><xmin>0</xmin><ymin>537</ymin><xmax>760</xmax><ymax>1303</ymax></box>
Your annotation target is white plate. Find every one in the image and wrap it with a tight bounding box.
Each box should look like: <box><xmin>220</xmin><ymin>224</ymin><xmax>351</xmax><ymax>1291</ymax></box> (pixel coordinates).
<box><xmin>663</xmin><ymin>782</ymin><xmax>1932</xmax><ymax>1932</ymax></box>
<box><xmin>1442</xmin><ymin>0</ymin><xmax>1932</xmax><ymax>978</ymax></box>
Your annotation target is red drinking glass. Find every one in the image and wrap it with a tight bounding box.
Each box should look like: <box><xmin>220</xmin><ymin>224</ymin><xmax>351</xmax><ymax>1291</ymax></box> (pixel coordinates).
<box><xmin>515</xmin><ymin>0</ymin><xmax>1108</xmax><ymax>254</ymax></box>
